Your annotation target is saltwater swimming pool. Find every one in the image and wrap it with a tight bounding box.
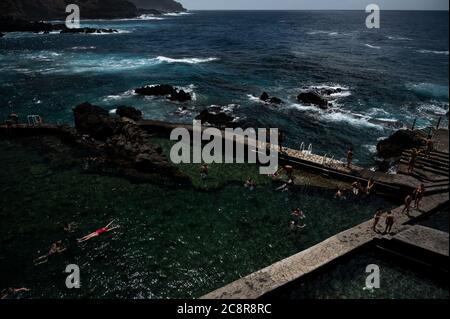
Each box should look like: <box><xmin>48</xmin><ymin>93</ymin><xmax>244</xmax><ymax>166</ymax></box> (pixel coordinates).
<box><xmin>0</xmin><ymin>136</ymin><xmax>396</xmax><ymax>298</ymax></box>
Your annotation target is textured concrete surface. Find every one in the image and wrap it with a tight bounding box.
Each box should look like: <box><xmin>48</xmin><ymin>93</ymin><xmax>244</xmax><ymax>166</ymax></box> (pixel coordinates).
<box><xmin>394</xmin><ymin>225</ymin><xmax>449</xmax><ymax>257</ymax></box>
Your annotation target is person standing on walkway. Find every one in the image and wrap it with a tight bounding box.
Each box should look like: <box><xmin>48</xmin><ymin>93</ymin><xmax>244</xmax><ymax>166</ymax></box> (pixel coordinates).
<box><xmin>401</xmin><ymin>194</ymin><xmax>413</xmax><ymax>216</ymax></box>
<box><xmin>346</xmin><ymin>147</ymin><xmax>354</xmax><ymax>169</ymax></box>
<box><xmin>384</xmin><ymin>211</ymin><xmax>395</xmax><ymax>234</ymax></box>
<box><xmin>413</xmin><ymin>184</ymin><xmax>426</xmax><ymax>209</ymax></box>
<box><xmin>372</xmin><ymin>208</ymin><xmax>384</xmax><ymax>232</ymax></box>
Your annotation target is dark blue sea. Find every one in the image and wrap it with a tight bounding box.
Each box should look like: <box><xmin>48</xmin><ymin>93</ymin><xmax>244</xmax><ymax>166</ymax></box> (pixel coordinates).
<box><xmin>0</xmin><ymin>11</ymin><xmax>449</xmax><ymax>165</ymax></box>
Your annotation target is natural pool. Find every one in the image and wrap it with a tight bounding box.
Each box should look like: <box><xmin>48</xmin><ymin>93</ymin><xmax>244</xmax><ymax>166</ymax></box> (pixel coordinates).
<box><xmin>0</xmin><ymin>137</ymin><xmax>396</xmax><ymax>298</ymax></box>
<box><xmin>269</xmin><ymin>246</ymin><xmax>449</xmax><ymax>299</ymax></box>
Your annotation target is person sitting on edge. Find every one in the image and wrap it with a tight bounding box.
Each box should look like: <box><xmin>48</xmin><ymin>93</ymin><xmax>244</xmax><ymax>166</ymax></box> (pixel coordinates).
<box><xmin>384</xmin><ymin>211</ymin><xmax>395</xmax><ymax>234</ymax></box>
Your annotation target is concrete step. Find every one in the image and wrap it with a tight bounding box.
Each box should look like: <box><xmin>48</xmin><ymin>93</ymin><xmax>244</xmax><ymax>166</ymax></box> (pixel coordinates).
<box><xmin>402</xmin><ymin>151</ymin><xmax>449</xmax><ymax>167</ymax></box>
<box><xmin>400</xmin><ymin>159</ymin><xmax>449</xmax><ymax>176</ymax></box>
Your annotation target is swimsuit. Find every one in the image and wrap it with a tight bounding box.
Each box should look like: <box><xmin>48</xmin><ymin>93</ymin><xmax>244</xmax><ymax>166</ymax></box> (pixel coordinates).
<box><xmin>96</xmin><ymin>227</ymin><xmax>108</xmax><ymax>235</ymax></box>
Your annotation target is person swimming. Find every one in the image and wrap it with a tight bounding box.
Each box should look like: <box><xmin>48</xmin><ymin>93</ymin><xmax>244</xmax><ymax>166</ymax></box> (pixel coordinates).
<box><xmin>78</xmin><ymin>220</ymin><xmax>120</xmax><ymax>243</ymax></box>
<box><xmin>351</xmin><ymin>181</ymin><xmax>362</xmax><ymax>196</ymax></box>
<box><xmin>291</xmin><ymin>208</ymin><xmax>306</xmax><ymax>219</ymax></box>
<box><xmin>244</xmin><ymin>177</ymin><xmax>257</xmax><ymax>190</ymax></box>
<box><xmin>33</xmin><ymin>241</ymin><xmax>66</xmax><ymax>265</ymax></box>
<box><xmin>366</xmin><ymin>177</ymin><xmax>375</xmax><ymax>195</ymax></box>
<box><xmin>1</xmin><ymin>287</ymin><xmax>30</xmax><ymax>299</ymax></box>
<box><xmin>276</xmin><ymin>178</ymin><xmax>294</xmax><ymax>192</ymax></box>
<box><xmin>200</xmin><ymin>164</ymin><xmax>209</xmax><ymax>179</ymax></box>
<box><xmin>334</xmin><ymin>188</ymin><xmax>347</xmax><ymax>200</ymax></box>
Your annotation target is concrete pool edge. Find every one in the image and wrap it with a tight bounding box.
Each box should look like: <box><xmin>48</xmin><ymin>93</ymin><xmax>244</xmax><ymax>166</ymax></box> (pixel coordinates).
<box><xmin>201</xmin><ymin>192</ymin><xmax>449</xmax><ymax>299</ymax></box>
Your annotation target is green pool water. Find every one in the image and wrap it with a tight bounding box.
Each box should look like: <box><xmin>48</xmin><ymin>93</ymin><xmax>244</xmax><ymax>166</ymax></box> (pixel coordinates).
<box><xmin>271</xmin><ymin>247</ymin><xmax>449</xmax><ymax>299</ymax></box>
<box><xmin>0</xmin><ymin>137</ymin><xmax>396</xmax><ymax>299</ymax></box>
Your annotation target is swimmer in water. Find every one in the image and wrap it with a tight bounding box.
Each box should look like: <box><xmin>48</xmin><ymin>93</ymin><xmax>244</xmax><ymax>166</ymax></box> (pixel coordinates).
<box><xmin>366</xmin><ymin>177</ymin><xmax>375</xmax><ymax>195</ymax></box>
<box><xmin>291</xmin><ymin>208</ymin><xmax>306</xmax><ymax>219</ymax></box>
<box><xmin>334</xmin><ymin>188</ymin><xmax>346</xmax><ymax>200</ymax></box>
<box><xmin>244</xmin><ymin>178</ymin><xmax>257</xmax><ymax>190</ymax></box>
<box><xmin>276</xmin><ymin>178</ymin><xmax>294</xmax><ymax>192</ymax></box>
<box><xmin>33</xmin><ymin>241</ymin><xmax>66</xmax><ymax>265</ymax></box>
<box><xmin>78</xmin><ymin>221</ymin><xmax>120</xmax><ymax>243</ymax></box>
<box><xmin>1</xmin><ymin>287</ymin><xmax>30</xmax><ymax>299</ymax></box>
<box><xmin>351</xmin><ymin>181</ymin><xmax>362</xmax><ymax>196</ymax></box>
<box><xmin>200</xmin><ymin>164</ymin><xmax>209</xmax><ymax>179</ymax></box>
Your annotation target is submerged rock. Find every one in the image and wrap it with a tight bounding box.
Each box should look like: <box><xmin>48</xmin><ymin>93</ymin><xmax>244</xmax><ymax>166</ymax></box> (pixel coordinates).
<box><xmin>115</xmin><ymin>106</ymin><xmax>143</xmax><ymax>122</ymax></box>
<box><xmin>60</xmin><ymin>27</ymin><xmax>118</xmax><ymax>34</ymax></box>
<box><xmin>135</xmin><ymin>84</ymin><xmax>192</xmax><ymax>102</ymax></box>
<box><xmin>196</xmin><ymin>109</ymin><xmax>236</xmax><ymax>127</ymax></box>
<box><xmin>259</xmin><ymin>92</ymin><xmax>283</xmax><ymax>105</ymax></box>
<box><xmin>376</xmin><ymin>129</ymin><xmax>426</xmax><ymax>159</ymax></box>
<box><xmin>169</xmin><ymin>89</ymin><xmax>192</xmax><ymax>102</ymax></box>
<box><xmin>297</xmin><ymin>92</ymin><xmax>329</xmax><ymax>109</ymax></box>
<box><xmin>0</xmin><ymin>17</ymin><xmax>63</xmax><ymax>33</ymax></box>
<box><xmin>135</xmin><ymin>84</ymin><xmax>177</xmax><ymax>96</ymax></box>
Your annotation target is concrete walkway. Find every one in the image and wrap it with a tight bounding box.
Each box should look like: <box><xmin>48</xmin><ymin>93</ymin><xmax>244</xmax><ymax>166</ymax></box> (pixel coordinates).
<box><xmin>201</xmin><ymin>192</ymin><xmax>449</xmax><ymax>299</ymax></box>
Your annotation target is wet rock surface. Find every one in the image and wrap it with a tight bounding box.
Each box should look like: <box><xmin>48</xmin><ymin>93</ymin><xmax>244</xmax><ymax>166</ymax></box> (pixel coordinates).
<box><xmin>73</xmin><ymin>103</ymin><xmax>189</xmax><ymax>183</ymax></box>
<box><xmin>135</xmin><ymin>84</ymin><xmax>192</xmax><ymax>102</ymax></box>
<box><xmin>377</xmin><ymin>129</ymin><xmax>426</xmax><ymax>159</ymax></box>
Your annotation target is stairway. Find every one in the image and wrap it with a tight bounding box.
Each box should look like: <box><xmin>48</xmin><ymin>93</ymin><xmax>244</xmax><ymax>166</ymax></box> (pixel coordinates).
<box><xmin>398</xmin><ymin>149</ymin><xmax>449</xmax><ymax>194</ymax></box>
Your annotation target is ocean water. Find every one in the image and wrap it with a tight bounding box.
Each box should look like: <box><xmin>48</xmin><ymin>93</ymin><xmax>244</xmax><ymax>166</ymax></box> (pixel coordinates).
<box><xmin>0</xmin><ymin>11</ymin><xmax>449</xmax><ymax>166</ymax></box>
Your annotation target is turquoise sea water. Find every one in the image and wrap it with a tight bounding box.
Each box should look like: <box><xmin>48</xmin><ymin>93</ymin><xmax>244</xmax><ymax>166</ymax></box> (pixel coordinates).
<box><xmin>1</xmin><ymin>11</ymin><xmax>449</xmax><ymax>165</ymax></box>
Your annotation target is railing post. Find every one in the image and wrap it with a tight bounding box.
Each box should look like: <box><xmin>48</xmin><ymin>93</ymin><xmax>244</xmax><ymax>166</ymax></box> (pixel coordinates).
<box><xmin>411</xmin><ymin>118</ymin><xmax>417</xmax><ymax>131</ymax></box>
<box><xmin>436</xmin><ymin>117</ymin><xmax>442</xmax><ymax>130</ymax></box>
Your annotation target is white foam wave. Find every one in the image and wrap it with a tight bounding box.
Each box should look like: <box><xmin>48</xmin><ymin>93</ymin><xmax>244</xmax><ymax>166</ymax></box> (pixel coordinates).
<box><xmin>417</xmin><ymin>103</ymin><xmax>449</xmax><ymax>116</ymax></box>
<box><xmin>135</xmin><ymin>14</ymin><xmax>166</xmax><ymax>20</ymax></box>
<box><xmin>365</xmin><ymin>44</ymin><xmax>381</xmax><ymax>50</ymax></box>
<box><xmin>363</xmin><ymin>144</ymin><xmax>377</xmax><ymax>154</ymax></box>
<box><xmin>71</xmin><ymin>46</ymin><xmax>96</xmax><ymax>50</ymax></box>
<box><xmin>155</xmin><ymin>56</ymin><xmax>219</xmax><ymax>64</ymax></box>
<box><xmin>387</xmin><ymin>36</ymin><xmax>412</xmax><ymax>41</ymax></box>
<box><xmin>322</xmin><ymin>112</ymin><xmax>383</xmax><ymax>129</ymax></box>
<box><xmin>407</xmin><ymin>83</ymin><xmax>449</xmax><ymax>99</ymax></box>
<box><xmin>247</xmin><ymin>94</ymin><xmax>266</xmax><ymax>104</ymax></box>
<box><xmin>288</xmin><ymin>103</ymin><xmax>322</xmax><ymax>112</ymax></box>
<box><xmin>163</xmin><ymin>12</ymin><xmax>192</xmax><ymax>17</ymax></box>
<box><xmin>367</xmin><ymin>108</ymin><xmax>389</xmax><ymax>117</ymax></box>
<box><xmin>417</xmin><ymin>49</ymin><xmax>449</xmax><ymax>56</ymax></box>
<box><xmin>103</xmin><ymin>89</ymin><xmax>137</xmax><ymax>102</ymax></box>
<box><xmin>307</xmin><ymin>30</ymin><xmax>339</xmax><ymax>36</ymax></box>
